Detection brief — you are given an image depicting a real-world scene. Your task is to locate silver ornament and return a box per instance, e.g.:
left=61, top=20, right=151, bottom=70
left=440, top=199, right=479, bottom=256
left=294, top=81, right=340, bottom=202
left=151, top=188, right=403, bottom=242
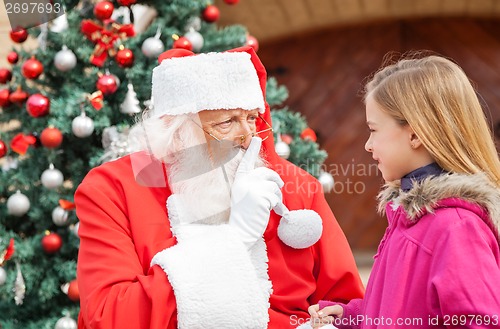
left=41, top=164, right=64, bottom=189
left=70, top=222, right=80, bottom=238
left=14, top=261, right=25, bottom=305
left=184, top=16, right=201, bottom=32
left=318, top=171, right=334, bottom=193
left=184, top=29, right=204, bottom=52
left=52, top=206, right=69, bottom=226
left=72, top=112, right=94, bottom=138
left=6, top=190, right=30, bottom=217
left=275, top=141, right=291, bottom=159
left=54, top=314, right=77, bottom=329
left=141, top=37, right=164, bottom=58
left=0, top=267, right=7, bottom=285
left=120, top=83, right=141, bottom=114
left=50, top=13, right=69, bottom=33
left=54, top=45, right=77, bottom=72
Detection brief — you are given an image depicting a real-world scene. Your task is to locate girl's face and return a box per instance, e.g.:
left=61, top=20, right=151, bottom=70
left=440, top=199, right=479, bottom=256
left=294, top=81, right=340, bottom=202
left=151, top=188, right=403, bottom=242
left=364, top=95, right=425, bottom=182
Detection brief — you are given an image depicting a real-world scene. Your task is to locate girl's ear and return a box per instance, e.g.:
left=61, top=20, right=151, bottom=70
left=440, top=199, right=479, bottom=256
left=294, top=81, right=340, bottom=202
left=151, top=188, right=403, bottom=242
left=406, top=126, right=423, bottom=149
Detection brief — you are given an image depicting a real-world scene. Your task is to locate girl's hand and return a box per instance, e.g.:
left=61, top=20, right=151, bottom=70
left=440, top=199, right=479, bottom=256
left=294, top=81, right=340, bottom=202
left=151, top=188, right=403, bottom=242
left=308, top=304, right=344, bottom=328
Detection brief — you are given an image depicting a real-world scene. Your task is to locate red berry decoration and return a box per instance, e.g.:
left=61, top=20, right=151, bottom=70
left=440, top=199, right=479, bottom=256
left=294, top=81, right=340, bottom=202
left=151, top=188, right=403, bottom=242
left=26, top=94, right=50, bottom=117
left=117, top=0, right=136, bottom=6
left=202, top=5, right=220, bottom=23
left=300, top=127, right=317, bottom=142
left=10, top=28, right=28, bottom=43
left=67, top=279, right=80, bottom=302
left=0, top=89, right=10, bottom=107
left=9, top=86, right=29, bottom=104
left=96, top=73, right=119, bottom=95
left=7, top=51, right=19, bottom=64
left=224, top=0, right=239, bottom=4
left=41, top=232, right=63, bottom=254
left=173, top=37, right=192, bottom=51
left=94, top=1, right=115, bottom=21
left=0, top=140, right=7, bottom=158
left=41, top=127, right=63, bottom=148
left=246, top=35, right=259, bottom=52
left=0, top=69, right=12, bottom=84
left=116, top=48, right=134, bottom=68
left=22, top=57, right=44, bottom=79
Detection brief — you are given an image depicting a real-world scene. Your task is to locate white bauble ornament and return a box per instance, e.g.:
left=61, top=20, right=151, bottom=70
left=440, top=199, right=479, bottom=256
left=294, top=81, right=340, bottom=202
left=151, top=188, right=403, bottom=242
left=318, top=171, right=334, bottom=193
left=6, top=190, right=30, bottom=217
left=141, top=37, right=164, bottom=58
left=54, top=314, right=77, bottom=329
left=54, top=46, right=77, bottom=72
left=0, top=267, right=7, bottom=285
left=41, top=164, right=64, bottom=189
left=72, top=112, right=94, bottom=138
left=52, top=206, right=69, bottom=226
left=184, top=29, right=204, bottom=52
left=275, top=140, right=290, bottom=159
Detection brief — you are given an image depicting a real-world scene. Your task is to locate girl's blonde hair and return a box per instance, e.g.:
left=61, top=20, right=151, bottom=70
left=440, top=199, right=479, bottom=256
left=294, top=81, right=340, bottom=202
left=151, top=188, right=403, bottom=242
left=365, top=53, right=500, bottom=187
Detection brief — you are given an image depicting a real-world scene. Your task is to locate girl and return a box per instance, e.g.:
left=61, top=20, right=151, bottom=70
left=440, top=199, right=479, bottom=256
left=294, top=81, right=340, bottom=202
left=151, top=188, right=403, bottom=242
left=309, top=54, right=500, bottom=328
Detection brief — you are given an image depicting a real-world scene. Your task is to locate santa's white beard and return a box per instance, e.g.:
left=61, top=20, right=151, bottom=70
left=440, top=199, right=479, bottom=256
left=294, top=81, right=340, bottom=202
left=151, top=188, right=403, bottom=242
left=128, top=113, right=266, bottom=225
left=168, top=146, right=266, bottom=225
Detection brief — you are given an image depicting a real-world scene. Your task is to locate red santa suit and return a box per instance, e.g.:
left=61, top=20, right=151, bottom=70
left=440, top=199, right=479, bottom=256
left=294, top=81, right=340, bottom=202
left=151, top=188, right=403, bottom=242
left=75, top=46, right=364, bottom=329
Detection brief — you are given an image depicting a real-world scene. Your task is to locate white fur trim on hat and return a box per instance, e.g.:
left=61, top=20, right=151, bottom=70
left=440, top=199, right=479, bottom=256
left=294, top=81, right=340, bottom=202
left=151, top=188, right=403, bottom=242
left=152, top=52, right=265, bottom=117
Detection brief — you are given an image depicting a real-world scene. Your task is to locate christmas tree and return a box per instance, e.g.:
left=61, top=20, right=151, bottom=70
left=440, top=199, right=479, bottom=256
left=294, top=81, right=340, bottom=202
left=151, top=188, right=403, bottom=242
left=0, top=0, right=328, bottom=327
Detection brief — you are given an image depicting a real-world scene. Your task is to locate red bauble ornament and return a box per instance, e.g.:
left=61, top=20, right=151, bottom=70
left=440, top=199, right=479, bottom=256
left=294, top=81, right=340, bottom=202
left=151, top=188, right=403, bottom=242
left=224, top=0, right=239, bottom=4
left=116, top=48, right=134, bottom=67
left=41, top=127, right=63, bottom=148
left=117, top=0, right=136, bottom=6
left=0, top=69, right=12, bottom=84
left=9, top=87, right=29, bottom=104
left=0, top=89, right=10, bottom=107
left=300, top=127, right=317, bottom=142
left=41, top=232, right=63, bottom=254
left=96, top=73, right=119, bottom=95
left=22, top=57, right=44, bottom=79
left=202, top=5, right=220, bottom=23
left=246, top=35, right=259, bottom=52
left=173, top=37, right=192, bottom=51
left=67, top=279, right=80, bottom=302
left=7, top=51, right=19, bottom=64
left=10, top=28, right=28, bottom=43
left=0, top=140, right=7, bottom=158
left=26, top=94, right=50, bottom=117
left=94, top=1, right=115, bottom=20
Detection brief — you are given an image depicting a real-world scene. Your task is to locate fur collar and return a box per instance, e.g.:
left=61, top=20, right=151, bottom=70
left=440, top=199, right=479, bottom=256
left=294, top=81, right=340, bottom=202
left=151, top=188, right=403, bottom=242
left=377, top=173, right=500, bottom=235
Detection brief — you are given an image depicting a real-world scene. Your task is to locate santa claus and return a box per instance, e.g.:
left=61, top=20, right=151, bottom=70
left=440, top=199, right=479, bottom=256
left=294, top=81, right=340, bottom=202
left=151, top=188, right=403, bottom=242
left=75, top=46, right=364, bottom=329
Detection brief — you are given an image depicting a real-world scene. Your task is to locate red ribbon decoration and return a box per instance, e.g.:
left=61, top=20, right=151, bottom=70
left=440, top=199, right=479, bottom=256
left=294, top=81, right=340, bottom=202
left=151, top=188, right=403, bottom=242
left=87, top=91, right=104, bottom=110
left=59, top=199, right=76, bottom=211
left=80, top=19, right=135, bottom=67
left=10, top=133, right=37, bottom=155
left=0, top=238, right=15, bottom=266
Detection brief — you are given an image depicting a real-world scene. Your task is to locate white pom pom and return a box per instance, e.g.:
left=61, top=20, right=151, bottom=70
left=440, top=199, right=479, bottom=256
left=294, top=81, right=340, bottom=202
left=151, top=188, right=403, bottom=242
left=277, top=209, right=322, bottom=249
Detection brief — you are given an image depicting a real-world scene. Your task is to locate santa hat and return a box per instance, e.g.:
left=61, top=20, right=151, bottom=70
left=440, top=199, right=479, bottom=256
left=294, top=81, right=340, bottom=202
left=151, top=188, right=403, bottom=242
left=151, top=49, right=266, bottom=117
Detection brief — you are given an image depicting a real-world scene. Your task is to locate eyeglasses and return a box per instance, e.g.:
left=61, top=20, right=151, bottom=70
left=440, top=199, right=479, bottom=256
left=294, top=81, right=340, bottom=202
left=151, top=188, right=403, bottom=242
left=195, top=114, right=273, bottom=149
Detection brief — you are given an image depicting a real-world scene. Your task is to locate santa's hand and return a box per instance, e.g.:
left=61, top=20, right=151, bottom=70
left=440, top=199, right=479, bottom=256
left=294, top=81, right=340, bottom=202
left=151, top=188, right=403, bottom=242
left=229, top=137, right=284, bottom=248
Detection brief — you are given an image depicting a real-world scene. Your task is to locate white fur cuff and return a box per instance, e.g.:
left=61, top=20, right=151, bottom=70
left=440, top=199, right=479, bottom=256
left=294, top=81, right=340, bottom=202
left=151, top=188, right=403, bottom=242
left=151, top=224, right=270, bottom=329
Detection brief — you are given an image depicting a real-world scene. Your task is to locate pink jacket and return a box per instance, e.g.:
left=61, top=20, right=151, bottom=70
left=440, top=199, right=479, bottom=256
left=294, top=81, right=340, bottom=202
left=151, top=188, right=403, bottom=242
left=321, top=173, right=500, bottom=329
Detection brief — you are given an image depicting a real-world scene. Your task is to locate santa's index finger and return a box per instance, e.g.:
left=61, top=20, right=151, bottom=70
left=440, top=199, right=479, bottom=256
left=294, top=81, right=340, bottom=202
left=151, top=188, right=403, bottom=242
left=237, top=137, right=262, bottom=173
